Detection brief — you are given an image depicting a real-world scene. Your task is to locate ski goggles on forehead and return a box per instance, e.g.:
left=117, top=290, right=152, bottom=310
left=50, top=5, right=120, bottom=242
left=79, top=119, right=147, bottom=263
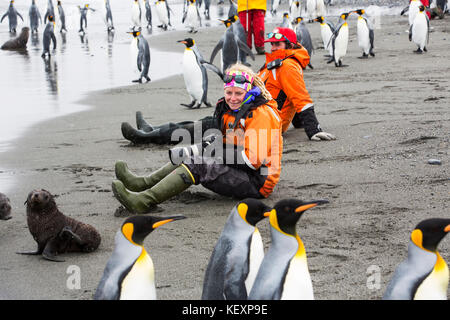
left=266, top=32, right=291, bottom=43
left=223, top=71, right=253, bottom=91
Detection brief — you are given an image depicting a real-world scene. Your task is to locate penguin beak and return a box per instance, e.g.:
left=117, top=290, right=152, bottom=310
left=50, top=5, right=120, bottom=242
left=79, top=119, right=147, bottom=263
left=152, top=216, right=186, bottom=229
left=445, top=225, right=450, bottom=233
left=263, top=210, right=272, bottom=217
left=177, top=40, right=187, bottom=44
left=295, top=200, right=329, bottom=213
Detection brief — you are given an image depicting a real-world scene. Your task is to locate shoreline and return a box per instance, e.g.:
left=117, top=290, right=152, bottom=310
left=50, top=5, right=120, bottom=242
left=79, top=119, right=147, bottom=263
left=0, top=15, right=449, bottom=300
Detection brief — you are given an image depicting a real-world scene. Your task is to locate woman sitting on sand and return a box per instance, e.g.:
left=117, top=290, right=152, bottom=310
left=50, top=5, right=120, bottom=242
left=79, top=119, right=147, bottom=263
left=112, top=63, right=283, bottom=214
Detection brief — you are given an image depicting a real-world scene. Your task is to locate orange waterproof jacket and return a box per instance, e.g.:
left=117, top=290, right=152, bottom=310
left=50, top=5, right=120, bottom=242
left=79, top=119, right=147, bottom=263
left=220, top=98, right=283, bottom=198
left=237, top=0, right=267, bottom=12
left=258, top=47, right=314, bottom=133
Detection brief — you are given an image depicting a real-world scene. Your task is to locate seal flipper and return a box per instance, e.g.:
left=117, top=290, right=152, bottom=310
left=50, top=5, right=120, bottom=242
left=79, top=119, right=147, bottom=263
left=42, top=238, right=65, bottom=262
left=17, top=243, right=45, bottom=255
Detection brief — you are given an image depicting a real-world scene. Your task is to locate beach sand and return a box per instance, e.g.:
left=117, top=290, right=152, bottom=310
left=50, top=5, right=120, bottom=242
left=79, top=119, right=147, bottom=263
left=0, top=15, right=449, bottom=300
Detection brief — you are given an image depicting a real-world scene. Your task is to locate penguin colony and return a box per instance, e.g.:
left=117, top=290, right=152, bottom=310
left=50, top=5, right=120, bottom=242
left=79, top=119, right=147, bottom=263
left=1, top=1, right=449, bottom=301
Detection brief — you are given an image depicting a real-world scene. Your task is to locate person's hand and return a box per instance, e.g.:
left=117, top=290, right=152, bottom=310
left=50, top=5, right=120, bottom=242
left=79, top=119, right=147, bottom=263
left=311, top=131, right=336, bottom=141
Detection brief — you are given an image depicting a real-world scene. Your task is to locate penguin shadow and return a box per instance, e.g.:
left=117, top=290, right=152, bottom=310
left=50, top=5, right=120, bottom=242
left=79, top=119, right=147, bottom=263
left=145, top=26, right=153, bottom=35
left=31, top=33, right=39, bottom=47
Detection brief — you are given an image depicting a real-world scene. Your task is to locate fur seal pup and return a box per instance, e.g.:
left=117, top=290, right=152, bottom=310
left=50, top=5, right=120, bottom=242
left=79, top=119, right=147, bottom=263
left=0, top=193, right=12, bottom=220
left=1, top=27, right=29, bottom=50
left=17, top=189, right=101, bottom=262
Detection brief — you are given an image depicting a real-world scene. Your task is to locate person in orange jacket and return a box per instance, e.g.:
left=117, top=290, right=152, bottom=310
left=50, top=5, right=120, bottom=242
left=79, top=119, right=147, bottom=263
left=112, top=63, right=283, bottom=213
left=258, top=27, right=336, bottom=141
left=237, top=0, right=266, bottom=54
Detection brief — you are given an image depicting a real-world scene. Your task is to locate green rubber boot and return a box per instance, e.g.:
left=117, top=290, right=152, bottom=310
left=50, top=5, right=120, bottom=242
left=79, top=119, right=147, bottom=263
left=112, top=165, right=195, bottom=214
left=115, top=161, right=178, bottom=192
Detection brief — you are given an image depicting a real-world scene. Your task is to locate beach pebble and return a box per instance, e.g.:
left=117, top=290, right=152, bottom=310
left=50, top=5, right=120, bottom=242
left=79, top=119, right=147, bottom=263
left=427, top=159, right=442, bottom=165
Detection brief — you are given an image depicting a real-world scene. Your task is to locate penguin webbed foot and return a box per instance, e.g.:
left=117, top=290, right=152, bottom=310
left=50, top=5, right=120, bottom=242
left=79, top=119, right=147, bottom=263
left=180, top=101, right=196, bottom=109
left=132, top=78, right=143, bottom=83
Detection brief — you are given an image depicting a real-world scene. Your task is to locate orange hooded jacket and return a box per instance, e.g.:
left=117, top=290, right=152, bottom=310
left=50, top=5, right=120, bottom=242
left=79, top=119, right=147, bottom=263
left=220, top=98, right=283, bottom=198
left=258, top=47, right=314, bottom=133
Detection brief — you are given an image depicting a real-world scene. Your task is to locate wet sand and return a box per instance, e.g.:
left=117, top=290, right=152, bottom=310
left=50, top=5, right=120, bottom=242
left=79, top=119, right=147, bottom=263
left=0, top=15, right=449, bottom=300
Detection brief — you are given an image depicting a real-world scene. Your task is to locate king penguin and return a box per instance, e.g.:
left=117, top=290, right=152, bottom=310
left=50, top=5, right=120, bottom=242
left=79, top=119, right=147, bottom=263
left=1, top=0, right=24, bottom=33
left=409, top=5, right=429, bottom=53
left=144, top=0, right=152, bottom=29
left=178, top=38, right=222, bottom=109
left=132, top=0, right=142, bottom=28
left=94, top=215, right=186, bottom=300
left=316, top=0, right=326, bottom=18
left=129, top=28, right=151, bottom=83
left=401, top=0, right=422, bottom=27
left=155, top=0, right=170, bottom=31
left=44, top=0, right=55, bottom=24
left=41, top=14, right=56, bottom=59
left=292, top=17, right=314, bottom=69
left=29, top=0, right=42, bottom=34
left=105, top=0, right=115, bottom=32
left=306, top=0, right=317, bottom=22
left=383, top=218, right=450, bottom=300
left=353, top=9, right=375, bottom=58
left=248, top=199, right=329, bottom=300
left=281, top=13, right=293, bottom=30
left=57, top=1, right=67, bottom=33
left=202, top=199, right=271, bottom=300
left=328, top=12, right=350, bottom=67
left=210, top=17, right=254, bottom=74
left=289, top=1, right=301, bottom=19
left=313, top=16, right=335, bottom=57
left=182, top=0, right=202, bottom=33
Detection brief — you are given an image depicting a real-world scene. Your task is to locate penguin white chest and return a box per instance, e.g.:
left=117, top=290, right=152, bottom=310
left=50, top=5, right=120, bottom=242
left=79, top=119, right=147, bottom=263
left=412, top=13, right=428, bottom=49
left=357, top=18, right=370, bottom=53
left=409, top=2, right=420, bottom=26
left=306, top=0, right=316, bottom=17
left=334, top=24, right=349, bottom=62
left=320, top=24, right=333, bottom=52
left=132, top=3, right=141, bottom=26
left=120, top=250, right=156, bottom=300
left=186, top=5, right=199, bottom=28
left=245, top=229, right=265, bottom=294
left=130, top=38, right=139, bottom=74
left=414, top=255, right=449, bottom=300
left=316, top=0, right=326, bottom=17
left=182, top=50, right=203, bottom=101
left=280, top=254, right=314, bottom=300
left=156, top=3, right=168, bottom=25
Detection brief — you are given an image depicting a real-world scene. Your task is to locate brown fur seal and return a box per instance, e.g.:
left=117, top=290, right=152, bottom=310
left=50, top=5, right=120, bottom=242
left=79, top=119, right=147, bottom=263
left=17, top=189, right=101, bottom=262
left=1, top=27, right=29, bottom=50
left=0, top=193, right=12, bottom=220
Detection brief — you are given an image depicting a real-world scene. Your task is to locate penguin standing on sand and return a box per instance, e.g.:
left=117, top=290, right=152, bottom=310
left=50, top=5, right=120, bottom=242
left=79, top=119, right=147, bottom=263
left=316, top=0, right=326, bottom=17
left=129, top=28, right=151, bottom=83
left=44, top=0, right=55, bottom=24
left=57, top=1, right=67, bottom=33
left=155, top=0, right=171, bottom=31
left=41, top=15, right=57, bottom=59
left=410, top=5, right=429, bottom=53
left=144, top=0, right=152, bottom=29
left=132, top=0, right=142, bottom=28
left=248, top=199, right=329, bottom=300
left=306, top=0, right=316, bottom=22
left=203, top=0, right=211, bottom=20
left=313, top=16, right=335, bottom=57
left=94, top=215, right=186, bottom=300
left=228, top=15, right=251, bottom=67
left=401, top=0, right=422, bottom=26
left=353, top=9, right=375, bottom=58
left=182, top=0, right=202, bottom=33
left=383, top=218, right=450, bottom=300
left=1, top=0, right=24, bottom=33
left=292, top=17, right=314, bottom=69
left=202, top=199, right=271, bottom=300
left=328, top=12, right=350, bottom=67
left=29, top=0, right=42, bottom=34
left=178, top=38, right=223, bottom=109
left=281, top=13, right=293, bottom=30
left=289, top=1, right=301, bottom=19
left=210, top=17, right=255, bottom=73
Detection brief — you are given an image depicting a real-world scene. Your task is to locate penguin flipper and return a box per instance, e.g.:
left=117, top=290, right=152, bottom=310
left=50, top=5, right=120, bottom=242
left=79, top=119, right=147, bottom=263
left=236, top=39, right=255, bottom=61
left=408, top=24, right=413, bottom=42
left=1, top=13, right=7, bottom=23
left=17, top=11, right=24, bottom=22
left=223, top=267, right=248, bottom=300
left=202, top=62, right=224, bottom=80
left=210, top=39, right=223, bottom=64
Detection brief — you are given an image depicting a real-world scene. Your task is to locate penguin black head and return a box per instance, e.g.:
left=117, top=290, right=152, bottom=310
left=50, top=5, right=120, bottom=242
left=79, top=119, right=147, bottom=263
left=314, top=16, right=324, bottom=23
left=293, top=16, right=303, bottom=24
left=411, top=218, right=450, bottom=252
left=340, top=12, right=351, bottom=20
left=353, top=9, right=365, bottom=15
left=48, top=15, right=54, bottom=22
left=229, top=15, right=238, bottom=23
left=236, top=198, right=271, bottom=227
left=177, top=38, right=194, bottom=48
left=219, top=18, right=232, bottom=28
left=271, top=199, right=329, bottom=236
left=57, top=1, right=61, bottom=5
left=127, top=27, right=142, bottom=37
left=121, top=215, right=186, bottom=246
left=418, top=5, right=425, bottom=12
left=283, top=13, right=289, bottom=19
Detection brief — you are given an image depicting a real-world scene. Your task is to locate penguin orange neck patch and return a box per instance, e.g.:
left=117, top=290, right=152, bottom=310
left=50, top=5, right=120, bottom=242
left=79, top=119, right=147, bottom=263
left=122, top=222, right=139, bottom=246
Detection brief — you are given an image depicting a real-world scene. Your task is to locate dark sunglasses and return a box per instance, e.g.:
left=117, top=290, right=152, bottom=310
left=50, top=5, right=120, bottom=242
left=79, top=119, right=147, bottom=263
left=223, top=74, right=251, bottom=84
left=267, top=32, right=290, bottom=43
